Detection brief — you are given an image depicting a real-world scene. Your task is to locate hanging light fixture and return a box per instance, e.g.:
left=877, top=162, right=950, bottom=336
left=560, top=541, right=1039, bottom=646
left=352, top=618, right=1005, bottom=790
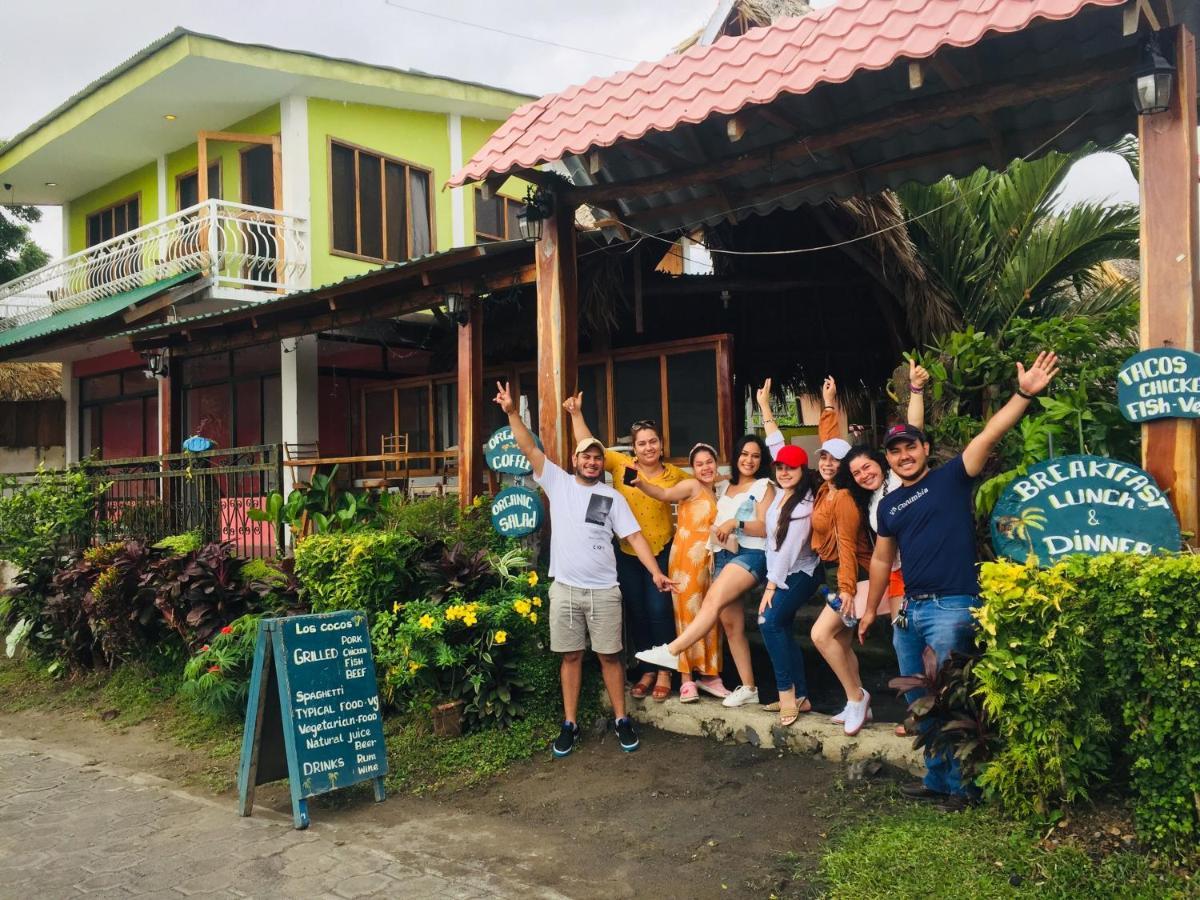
left=1134, top=32, right=1176, bottom=115
left=444, top=290, right=469, bottom=326
left=516, top=186, right=554, bottom=242
left=141, top=349, right=169, bottom=381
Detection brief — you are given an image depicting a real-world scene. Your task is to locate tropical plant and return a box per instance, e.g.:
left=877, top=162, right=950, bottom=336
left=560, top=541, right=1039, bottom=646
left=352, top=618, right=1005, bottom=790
left=897, top=141, right=1139, bottom=340
left=423, top=541, right=496, bottom=603
left=248, top=467, right=378, bottom=537
left=180, top=613, right=262, bottom=718
left=0, top=467, right=107, bottom=570
left=293, top=531, right=421, bottom=616
left=145, top=541, right=255, bottom=647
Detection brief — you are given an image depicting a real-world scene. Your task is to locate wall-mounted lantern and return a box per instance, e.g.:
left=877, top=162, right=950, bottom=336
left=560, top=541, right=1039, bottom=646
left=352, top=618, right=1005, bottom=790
left=1134, top=32, right=1175, bottom=116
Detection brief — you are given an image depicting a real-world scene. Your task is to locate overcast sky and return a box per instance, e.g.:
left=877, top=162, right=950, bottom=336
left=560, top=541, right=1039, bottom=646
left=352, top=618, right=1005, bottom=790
left=2, top=0, right=1138, bottom=258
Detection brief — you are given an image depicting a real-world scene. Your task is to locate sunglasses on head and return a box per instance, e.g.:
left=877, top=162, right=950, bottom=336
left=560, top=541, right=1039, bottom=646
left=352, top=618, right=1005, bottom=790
left=630, top=420, right=659, bottom=433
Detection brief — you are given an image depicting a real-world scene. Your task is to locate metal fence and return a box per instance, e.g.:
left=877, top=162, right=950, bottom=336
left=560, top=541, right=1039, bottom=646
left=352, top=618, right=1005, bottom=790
left=3, top=444, right=283, bottom=558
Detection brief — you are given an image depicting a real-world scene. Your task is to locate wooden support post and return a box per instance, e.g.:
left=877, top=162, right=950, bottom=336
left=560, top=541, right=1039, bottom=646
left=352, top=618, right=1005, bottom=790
left=457, top=299, right=483, bottom=508
left=1139, top=24, right=1200, bottom=542
left=535, top=198, right=579, bottom=467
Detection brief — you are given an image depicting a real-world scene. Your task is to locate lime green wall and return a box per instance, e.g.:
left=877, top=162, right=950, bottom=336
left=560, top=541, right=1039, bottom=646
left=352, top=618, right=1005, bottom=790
left=67, top=164, right=158, bottom=254
left=164, top=104, right=280, bottom=212
left=459, top=116, right=527, bottom=241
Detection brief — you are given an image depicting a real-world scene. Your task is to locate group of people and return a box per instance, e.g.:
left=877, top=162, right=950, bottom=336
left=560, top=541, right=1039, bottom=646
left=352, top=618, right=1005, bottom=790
left=492, top=349, right=1059, bottom=805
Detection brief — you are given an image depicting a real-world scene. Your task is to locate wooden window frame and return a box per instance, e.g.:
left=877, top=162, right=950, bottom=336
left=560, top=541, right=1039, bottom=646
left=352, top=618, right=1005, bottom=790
left=473, top=190, right=525, bottom=242
left=175, top=160, right=223, bottom=211
left=326, top=136, right=436, bottom=265
left=85, top=192, right=142, bottom=248
left=78, top=365, right=158, bottom=460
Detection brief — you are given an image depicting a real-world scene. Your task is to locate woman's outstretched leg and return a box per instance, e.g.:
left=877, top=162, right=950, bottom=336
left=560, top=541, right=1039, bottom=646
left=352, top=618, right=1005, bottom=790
left=667, top=566, right=756, bottom=655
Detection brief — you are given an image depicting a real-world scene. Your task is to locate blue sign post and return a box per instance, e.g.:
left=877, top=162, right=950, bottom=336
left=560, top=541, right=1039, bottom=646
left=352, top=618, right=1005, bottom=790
left=991, top=454, right=1180, bottom=565
left=490, top=486, right=544, bottom=537
left=237, top=611, right=387, bottom=829
left=1117, top=348, right=1200, bottom=422
left=484, top=426, right=542, bottom=476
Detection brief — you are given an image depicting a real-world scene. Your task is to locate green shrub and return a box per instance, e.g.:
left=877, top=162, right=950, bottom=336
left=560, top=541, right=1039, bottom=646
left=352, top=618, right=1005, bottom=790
left=294, top=531, right=420, bottom=616
left=180, top=613, right=261, bottom=719
left=0, top=467, right=106, bottom=570
left=153, top=531, right=204, bottom=556
left=977, top=554, right=1200, bottom=854
left=376, top=493, right=506, bottom=556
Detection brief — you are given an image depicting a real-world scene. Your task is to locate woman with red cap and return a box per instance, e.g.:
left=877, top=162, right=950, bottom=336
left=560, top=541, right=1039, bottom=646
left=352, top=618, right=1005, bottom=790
left=638, top=380, right=824, bottom=727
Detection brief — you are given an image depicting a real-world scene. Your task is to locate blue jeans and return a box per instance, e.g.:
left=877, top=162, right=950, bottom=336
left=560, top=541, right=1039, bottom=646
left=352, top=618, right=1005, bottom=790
left=617, top=543, right=675, bottom=676
left=892, top=593, right=979, bottom=797
left=758, top=565, right=823, bottom=694
left=713, top=548, right=767, bottom=584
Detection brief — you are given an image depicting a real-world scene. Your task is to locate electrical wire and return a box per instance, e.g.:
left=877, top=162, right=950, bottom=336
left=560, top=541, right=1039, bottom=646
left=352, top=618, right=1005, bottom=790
left=382, top=1, right=639, bottom=64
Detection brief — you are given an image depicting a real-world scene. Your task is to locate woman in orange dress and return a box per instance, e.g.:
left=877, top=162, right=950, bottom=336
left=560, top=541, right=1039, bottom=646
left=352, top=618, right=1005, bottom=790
left=633, top=444, right=722, bottom=702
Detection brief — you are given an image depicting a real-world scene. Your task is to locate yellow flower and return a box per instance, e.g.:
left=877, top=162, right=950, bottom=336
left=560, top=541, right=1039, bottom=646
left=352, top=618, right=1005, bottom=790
left=445, top=605, right=462, bottom=621
left=532, top=597, right=542, bottom=607
left=494, top=630, right=508, bottom=645
left=473, top=495, right=484, bottom=508
left=392, top=601, right=401, bottom=614
left=529, top=611, right=537, bottom=625
left=408, top=661, right=422, bottom=673
left=418, top=614, right=435, bottom=630
left=514, top=599, right=531, bottom=616
left=527, top=571, right=539, bottom=587
left=462, top=613, right=478, bottom=627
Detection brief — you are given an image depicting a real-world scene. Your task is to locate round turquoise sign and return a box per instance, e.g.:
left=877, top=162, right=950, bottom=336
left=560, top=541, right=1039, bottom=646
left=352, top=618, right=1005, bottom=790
left=490, top=487, right=543, bottom=538
left=990, top=454, right=1180, bottom=565
left=484, top=426, right=542, bottom=475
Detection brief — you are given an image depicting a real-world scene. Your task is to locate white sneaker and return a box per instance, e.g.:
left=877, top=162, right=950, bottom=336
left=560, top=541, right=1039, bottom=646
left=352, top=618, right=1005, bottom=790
left=721, top=685, right=760, bottom=708
left=843, top=689, right=871, bottom=736
left=832, top=706, right=872, bottom=726
left=635, top=644, right=678, bottom=670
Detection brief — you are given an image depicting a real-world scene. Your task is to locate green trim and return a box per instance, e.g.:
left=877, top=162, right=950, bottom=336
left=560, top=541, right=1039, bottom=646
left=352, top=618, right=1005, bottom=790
left=0, top=272, right=196, bottom=352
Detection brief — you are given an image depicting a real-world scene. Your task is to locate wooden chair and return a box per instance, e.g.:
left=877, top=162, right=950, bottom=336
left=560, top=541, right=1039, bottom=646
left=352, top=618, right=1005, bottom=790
left=361, top=433, right=409, bottom=493
left=283, top=441, right=321, bottom=490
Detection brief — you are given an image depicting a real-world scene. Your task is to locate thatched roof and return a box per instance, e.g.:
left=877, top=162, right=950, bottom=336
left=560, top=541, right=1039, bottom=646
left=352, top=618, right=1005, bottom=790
left=0, top=363, right=62, bottom=401
left=675, top=0, right=812, bottom=52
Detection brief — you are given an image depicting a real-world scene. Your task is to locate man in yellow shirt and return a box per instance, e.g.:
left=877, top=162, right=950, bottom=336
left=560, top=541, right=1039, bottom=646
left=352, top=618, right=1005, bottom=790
left=566, top=394, right=687, bottom=701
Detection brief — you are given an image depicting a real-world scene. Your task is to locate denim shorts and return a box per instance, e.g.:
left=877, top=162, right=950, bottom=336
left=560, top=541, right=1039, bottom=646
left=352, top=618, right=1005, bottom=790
left=713, top=548, right=767, bottom=584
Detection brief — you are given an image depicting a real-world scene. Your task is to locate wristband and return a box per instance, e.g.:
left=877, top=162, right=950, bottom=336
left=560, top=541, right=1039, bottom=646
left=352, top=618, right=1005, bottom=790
left=909, top=385, right=924, bottom=394
left=1015, top=387, right=1035, bottom=400
left=762, top=417, right=775, bottom=424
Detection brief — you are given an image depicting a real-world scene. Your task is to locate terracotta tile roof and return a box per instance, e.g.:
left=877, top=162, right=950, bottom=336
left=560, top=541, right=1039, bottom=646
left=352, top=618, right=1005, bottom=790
left=448, top=0, right=1125, bottom=188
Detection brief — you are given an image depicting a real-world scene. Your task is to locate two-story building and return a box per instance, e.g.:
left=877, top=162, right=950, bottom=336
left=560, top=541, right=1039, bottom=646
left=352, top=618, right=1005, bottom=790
left=0, top=28, right=532, bottom=476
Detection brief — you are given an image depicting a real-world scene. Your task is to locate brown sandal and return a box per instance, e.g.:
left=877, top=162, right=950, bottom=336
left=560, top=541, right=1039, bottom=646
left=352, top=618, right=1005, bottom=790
left=630, top=675, right=654, bottom=699
left=778, top=697, right=812, bottom=726
left=652, top=682, right=671, bottom=701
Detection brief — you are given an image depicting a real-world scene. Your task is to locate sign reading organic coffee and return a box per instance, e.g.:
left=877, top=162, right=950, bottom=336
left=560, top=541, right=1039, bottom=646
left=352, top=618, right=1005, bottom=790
left=990, top=454, right=1180, bottom=565
left=237, top=611, right=387, bottom=829
left=491, top=486, right=543, bottom=537
left=485, top=426, right=543, bottom=475
left=1117, top=348, right=1200, bottom=422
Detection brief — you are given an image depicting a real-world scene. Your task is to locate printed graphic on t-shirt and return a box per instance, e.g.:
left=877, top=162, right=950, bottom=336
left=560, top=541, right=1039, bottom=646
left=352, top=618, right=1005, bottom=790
left=585, top=494, right=613, bottom=527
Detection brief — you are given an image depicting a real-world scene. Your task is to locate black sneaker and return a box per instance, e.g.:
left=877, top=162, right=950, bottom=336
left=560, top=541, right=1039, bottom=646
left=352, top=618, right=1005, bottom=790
left=552, top=721, right=580, bottom=758
left=900, top=781, right=945, bottom=802
left=613, top=717, right=640, bottom=752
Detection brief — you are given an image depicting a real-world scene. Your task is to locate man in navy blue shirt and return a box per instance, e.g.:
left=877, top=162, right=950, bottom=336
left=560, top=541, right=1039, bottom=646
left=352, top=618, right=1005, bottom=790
left=859, top=351, right=1059, bottom=806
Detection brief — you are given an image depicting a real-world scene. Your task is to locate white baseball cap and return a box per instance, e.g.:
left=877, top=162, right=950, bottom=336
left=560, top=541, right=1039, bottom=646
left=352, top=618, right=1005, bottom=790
left=819, top=437, right=852, bottom=460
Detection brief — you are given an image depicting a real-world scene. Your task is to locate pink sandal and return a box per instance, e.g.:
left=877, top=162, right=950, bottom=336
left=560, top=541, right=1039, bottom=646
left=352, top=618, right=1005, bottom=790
left=679, top=680, right=699, bottom=703
left=696, top=675, right=730, bottom=699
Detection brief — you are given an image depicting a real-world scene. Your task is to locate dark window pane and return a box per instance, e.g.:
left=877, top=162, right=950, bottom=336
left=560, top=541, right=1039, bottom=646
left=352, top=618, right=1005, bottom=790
left=234, top=380, right=263, bottom=447
left=505, top=199, right=523, bottom=240
left=613, top=357, right=662, bottom=445
left=241, top=146, right=273, bottom=208
left=409, top=170, right=431, bottom=256
left=331, top=143, right=357, bottom=253
left=144, top=398, right=158, bottom=456
left=179, top=173, right=199, bottom=209
left=435, top=382, right=457, bottom=451
left=363, top=389, right=394, bottom=458
left=114, top=204, right=127, bottom=236
left=578, top=363, right=609, bottom=446
left=666, top=351, right=718, bottom=458
left=81, top=374, right=120, bottom=402
left=231, top=342, right=279, bottom=376
left=262, top=375, right=281, bottom=445
left=385, top=162, right=407, bottom=262
left=397, top=386, right=429, bottom=452
left=358, top=152, right=383, bottom=260
left=208, top=163, right=221, bottom=201
left=99, top=210, right=114, bottom=243
left=475, top=191, right=501, bottom=240
left=101, top=399, right=144, bottom=459
left=82, top=408, right=98, bottom=458
left=126, top=198, right=139, bottom=230
left=185, top=384, right=231, bottom=449
left=87, top=215, right=102, bottom=248
left=181, top=352, right=229, bottom=386
left=122, top=369, right=156, bottom=396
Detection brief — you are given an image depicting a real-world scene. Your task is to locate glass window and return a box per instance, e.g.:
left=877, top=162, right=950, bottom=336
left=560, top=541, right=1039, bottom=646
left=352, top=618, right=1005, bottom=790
left=101, top=400, right=145, bottom=459
left=362, top=389, right=393, bottom=457
left=329, top=140, right=432, bottom=262
left=384, top=161, right=407, bottom=263
left=143, top=399, right=159, bottom=456
left=577, top=364, right=610, bottom=446
left=234, top=380, right=263, bottom=447
left=474, top=192, right=502, bottom=240
left=409, top=170, right=431, bottom=257
left=613, top=358, right=662, bottom=445
left=177, top=163, right=221, bottom=208
left=435, top=382, right=457, bottom=450
left=231, top=342, right=279, bottom=376
left=181, top=352, right=230, bottom=386
left=81, top=374, right=120, bottom=402
left=262, top=375, right=282, bottom=446
left=121, top=369, right=156, bottom=396
left=358, top=152, right=383, bottom=260
left=331, top=143, right=357, bottom=253
left=184, top=384, right=231, bottom=448
left=667, top=351, right=718, bottom=457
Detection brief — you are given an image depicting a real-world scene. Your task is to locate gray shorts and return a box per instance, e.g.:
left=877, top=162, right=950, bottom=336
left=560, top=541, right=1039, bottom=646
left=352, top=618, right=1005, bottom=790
left=548, top=581, right=623, bottom=655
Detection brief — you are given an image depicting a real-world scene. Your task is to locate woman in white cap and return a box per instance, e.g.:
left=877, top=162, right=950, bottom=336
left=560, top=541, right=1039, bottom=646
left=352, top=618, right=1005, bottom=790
left=805, top=375, right=876, bottom=735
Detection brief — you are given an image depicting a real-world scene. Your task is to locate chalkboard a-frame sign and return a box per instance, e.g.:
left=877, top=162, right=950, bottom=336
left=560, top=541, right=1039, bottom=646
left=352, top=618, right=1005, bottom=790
left=237, top=611, right=388, bottom=829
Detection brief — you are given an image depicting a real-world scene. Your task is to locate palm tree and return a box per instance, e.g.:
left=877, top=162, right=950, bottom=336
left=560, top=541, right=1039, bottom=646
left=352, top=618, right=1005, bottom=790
left=896, top=142, right=1140, bottom=341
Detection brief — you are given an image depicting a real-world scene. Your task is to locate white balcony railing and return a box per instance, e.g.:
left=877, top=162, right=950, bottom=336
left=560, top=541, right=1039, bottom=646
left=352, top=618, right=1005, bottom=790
left=0, top=199, right=308, bottom=331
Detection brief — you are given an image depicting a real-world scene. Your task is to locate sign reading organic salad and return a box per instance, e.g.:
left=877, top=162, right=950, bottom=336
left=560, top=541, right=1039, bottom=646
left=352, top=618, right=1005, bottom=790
left=491, top=486, right=543, bottom=537
left=990, top=454, right=1180, bottom=565
left=484, top=426, right=543, bottom=475
left=1117, top=348, right=1200, bottom=423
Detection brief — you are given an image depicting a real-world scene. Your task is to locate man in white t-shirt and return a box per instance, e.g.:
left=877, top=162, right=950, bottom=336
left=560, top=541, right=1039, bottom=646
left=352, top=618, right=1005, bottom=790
left=495, top=382, right=676, bottom=757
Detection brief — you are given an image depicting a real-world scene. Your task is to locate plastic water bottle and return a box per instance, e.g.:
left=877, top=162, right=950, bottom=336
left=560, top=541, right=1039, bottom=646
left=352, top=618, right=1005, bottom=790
left=820, top=585, right=859, bottom=629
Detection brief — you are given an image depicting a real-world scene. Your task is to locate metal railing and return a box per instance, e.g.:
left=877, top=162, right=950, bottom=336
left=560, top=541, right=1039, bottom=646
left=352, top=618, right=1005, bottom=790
left=0, top=200, right=309, bottom=331
left=3, top=444, right=284, bottom=558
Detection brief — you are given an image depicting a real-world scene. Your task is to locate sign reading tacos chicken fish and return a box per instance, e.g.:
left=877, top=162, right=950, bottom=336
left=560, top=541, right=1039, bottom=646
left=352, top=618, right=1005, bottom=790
left=990, top=454, right=1180, bottom=565
left=1117, top=348, right=1200, bottom=422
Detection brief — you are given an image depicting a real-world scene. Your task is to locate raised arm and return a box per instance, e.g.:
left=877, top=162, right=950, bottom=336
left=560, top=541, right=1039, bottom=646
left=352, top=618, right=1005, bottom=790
left=820, top=376, right=840, bottom=443
left=906, top=359, right=929, bottom=431
left=856, top=535, right=898, bottom=645
left=563, top=390, right=594, bottom=447
left=755, top=379, right=781, bottom=442
left=494, top=381, right=546, bottom=477
left=634, top=474, right=698, bottom=504
left=961, top=352, right=1059, bottom=477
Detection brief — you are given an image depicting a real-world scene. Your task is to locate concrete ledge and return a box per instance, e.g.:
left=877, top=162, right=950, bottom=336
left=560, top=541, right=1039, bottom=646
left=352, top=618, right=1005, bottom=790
left=617, top=690, right=925, bottom=775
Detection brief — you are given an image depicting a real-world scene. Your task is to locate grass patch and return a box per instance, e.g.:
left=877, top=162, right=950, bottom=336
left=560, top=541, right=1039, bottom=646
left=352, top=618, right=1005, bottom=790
left=383, top=713, right=558, bottom=795
left=814, top=797, right=1191, bottom=899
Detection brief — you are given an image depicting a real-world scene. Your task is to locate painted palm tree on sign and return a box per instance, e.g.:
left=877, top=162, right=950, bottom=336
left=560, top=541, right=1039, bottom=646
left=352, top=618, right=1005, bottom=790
left=897, top=141, right=1140, bottom=342
left=996, top=506, right=1048, bottom=560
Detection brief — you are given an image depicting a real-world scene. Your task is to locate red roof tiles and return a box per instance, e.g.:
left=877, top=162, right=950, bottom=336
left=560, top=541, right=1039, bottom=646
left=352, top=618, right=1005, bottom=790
left=448, top=0, right=1125, bottom=188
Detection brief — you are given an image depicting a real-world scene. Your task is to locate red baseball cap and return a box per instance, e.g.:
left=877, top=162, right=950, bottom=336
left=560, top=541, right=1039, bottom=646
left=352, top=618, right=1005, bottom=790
left=774, top=444, right=808, bottom=468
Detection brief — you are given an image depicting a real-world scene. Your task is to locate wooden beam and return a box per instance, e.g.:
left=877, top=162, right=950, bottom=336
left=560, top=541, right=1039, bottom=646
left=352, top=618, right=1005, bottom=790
left=1140, top=24, right=1199, bottom=543
left=457, top=299, right=484, bottom=508
left=929, top=54, right=1008, bottom=166
left=535, top=199, right=579, bottom=467
left=200, top=130, right=277, bottom=146
left=568, top=50, right=1135, bottom=206
left=121, top=277, right=211, bottom=324
left=642, top=276, right=869, bottom=295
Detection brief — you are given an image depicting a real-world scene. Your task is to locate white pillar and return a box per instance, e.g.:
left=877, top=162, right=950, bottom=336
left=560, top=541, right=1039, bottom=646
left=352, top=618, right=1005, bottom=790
left=156, top=155, right=168, bottom=220
left=280, top=94, right=313, bottom=284
left=280, top=336, right=319, bottom=492
left=448, top=113, right=466, bottom=247
left=61, top=201, right=71, bottom=256
left=62, top=360, right=79, bottom=464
